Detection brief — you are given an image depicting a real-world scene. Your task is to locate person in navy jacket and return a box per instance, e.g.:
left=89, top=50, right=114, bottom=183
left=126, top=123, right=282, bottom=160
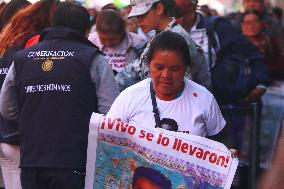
left=0, top=2, right=119, bottom=189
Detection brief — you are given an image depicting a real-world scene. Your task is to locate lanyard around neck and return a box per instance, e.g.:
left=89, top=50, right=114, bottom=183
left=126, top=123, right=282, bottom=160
left=150, top=82, right=161, bottom=128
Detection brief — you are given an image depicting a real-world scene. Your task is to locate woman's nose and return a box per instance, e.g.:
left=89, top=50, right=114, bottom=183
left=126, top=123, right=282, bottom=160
left=161, top=69, right=171, bottom=78
left=136, top=15, right=144, bottom=25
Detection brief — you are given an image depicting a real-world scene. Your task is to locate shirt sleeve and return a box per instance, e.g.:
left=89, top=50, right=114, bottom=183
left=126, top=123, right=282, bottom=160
left=90, top=54, right=120, bottom=114
left=205, top=94, right=226, bottom=136
left=0, top=62, right=19, bottom=120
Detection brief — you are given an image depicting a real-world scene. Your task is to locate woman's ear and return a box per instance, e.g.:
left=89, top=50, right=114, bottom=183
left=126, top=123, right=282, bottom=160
left=155, top=2, right=165, bottom=16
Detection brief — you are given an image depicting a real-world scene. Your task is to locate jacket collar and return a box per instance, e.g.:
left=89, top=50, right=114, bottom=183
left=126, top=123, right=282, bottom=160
left=164, top=17, right=178, bottom=31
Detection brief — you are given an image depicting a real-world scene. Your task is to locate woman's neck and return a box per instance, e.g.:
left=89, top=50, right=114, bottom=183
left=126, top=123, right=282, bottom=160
left=154, top=82, right=185, bottom=101
left=181, top=12, right=197, bottom=31
left=156, top=17, right=173, bottom=32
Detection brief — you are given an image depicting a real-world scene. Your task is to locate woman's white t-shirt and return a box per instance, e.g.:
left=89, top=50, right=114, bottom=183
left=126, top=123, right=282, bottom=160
left=107, top=78, right=225, bottom=137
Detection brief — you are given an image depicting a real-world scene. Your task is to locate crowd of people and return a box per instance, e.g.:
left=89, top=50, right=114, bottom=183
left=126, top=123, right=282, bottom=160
left=0, top=0, right=282, bottom=188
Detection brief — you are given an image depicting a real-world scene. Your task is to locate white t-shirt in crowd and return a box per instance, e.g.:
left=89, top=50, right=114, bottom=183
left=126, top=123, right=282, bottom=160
left=92, top=35, right=129, bottom=73
left=88, top=32, right=146, bottom=73
left=107, top=78, right=225, bottom=137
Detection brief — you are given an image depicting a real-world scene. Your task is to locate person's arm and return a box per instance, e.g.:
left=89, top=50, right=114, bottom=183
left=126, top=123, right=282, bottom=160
left=258, top=130, right=284, bottom=189
left=207, top=127, right=227, bottom=143
left=241, top=87, right=266, bottom=103
left=0, top=62, right=19, bottom=120
left=205, top=94, right=226, bottom=138
left=115, top=59, right=148, bottom=91
left=205, top=94, right=238, bottom=156
left=90, top=54, right=120, bottom=114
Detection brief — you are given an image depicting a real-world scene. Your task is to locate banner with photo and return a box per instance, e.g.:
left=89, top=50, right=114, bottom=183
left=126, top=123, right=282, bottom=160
left=85, top=113, right=238, bottom=189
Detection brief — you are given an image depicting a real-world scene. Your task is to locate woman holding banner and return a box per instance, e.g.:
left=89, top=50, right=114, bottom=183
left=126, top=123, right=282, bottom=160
left=107, top=30, right=228, bottom=143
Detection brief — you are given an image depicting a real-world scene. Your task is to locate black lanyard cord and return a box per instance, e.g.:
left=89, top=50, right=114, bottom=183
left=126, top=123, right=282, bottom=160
left=150, top=82, right=161, bottom=128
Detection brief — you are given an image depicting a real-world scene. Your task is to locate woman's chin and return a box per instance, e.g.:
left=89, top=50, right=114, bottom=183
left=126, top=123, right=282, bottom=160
left=140, top=27, right=151, bottom=34
left=156, top=89, right=178, bottom=100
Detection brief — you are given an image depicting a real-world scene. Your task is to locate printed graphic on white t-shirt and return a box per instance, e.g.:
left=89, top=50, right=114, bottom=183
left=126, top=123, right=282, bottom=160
left=159, top=118, right=179, bottom=131
left=102, top=49, right=126, bottom=73
left=88, top=32, right=129, bottom=73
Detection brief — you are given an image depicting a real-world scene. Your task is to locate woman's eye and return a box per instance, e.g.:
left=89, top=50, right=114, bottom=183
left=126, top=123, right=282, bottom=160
left=171, top=67, right=179, bottom=71
left=155, top=66, right=163, bottom=70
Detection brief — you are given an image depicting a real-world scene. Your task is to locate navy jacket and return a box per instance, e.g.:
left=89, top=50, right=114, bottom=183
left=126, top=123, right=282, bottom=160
left=14, top=26, right=100, bottom=169
left=197, top=13, right=271, bottom=89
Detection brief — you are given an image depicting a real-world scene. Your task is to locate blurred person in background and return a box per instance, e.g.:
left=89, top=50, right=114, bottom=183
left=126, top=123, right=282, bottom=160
left=101, top=3, right=120, bottom=12
left=240, top=0, right=284, bottom=50
left=85, top=4, right=97, bottom=33
left=271, top=7, right=283, bottom=26
left=174, top=0, right=271, bottom=104
left=87, top=3, right=121, bottom=35
left=0, top=0, right=58, bottom=188
left=120, top=5, right=137, bottom=33
left=210, top=9, right=218, bottom=16
left=199, top=5, right=211, bottom=17
left=116, top=0, right=211, bottom=92
left=120, top=4, right=149, bottom=40
left=241, top=9, right=284, bottom=81
left=88, top=9, right=147, bottom=75
left=0, top=0, right=30, bottom=31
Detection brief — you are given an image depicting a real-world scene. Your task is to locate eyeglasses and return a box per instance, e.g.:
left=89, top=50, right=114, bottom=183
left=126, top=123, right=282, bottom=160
left=242, top=20, right=261, bottom=25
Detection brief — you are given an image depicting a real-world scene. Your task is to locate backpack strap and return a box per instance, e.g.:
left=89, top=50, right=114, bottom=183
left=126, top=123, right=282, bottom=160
left=205, top=16, right=224, bottom=68
left=205, top=16, right=220, bottom=49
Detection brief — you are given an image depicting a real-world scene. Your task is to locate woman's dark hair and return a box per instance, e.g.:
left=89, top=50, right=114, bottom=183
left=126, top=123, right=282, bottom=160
left=143, top=30, right=192, bottom=68
left=96, top=9, right=126, bottom=35
left=272, top=7, right=283, bottom=22
left=0, top=0, right=58, bottom=55
left=200, top=5, right=212, bottom=17
left=241, top=9, right=262, bottom=22
left=0, top=0, right=30, bottom=30
left=173, top=0, right=198, bottom=18
left=151, top=0, right=176, bottom=17
left=101, top=3, right=120, bottom=12
left=132, top=166, right=172, bottom=189
left=52, top=2, right=90, bottom=35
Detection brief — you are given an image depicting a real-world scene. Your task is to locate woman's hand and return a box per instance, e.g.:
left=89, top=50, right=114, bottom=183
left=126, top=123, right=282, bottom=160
left=241, top=87, right=266, bottom=103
